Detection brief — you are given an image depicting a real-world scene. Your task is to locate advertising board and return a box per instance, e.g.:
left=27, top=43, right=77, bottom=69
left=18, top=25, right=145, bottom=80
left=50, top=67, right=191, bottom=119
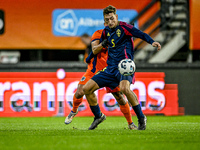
left=0, top=71, right=182, bottom=117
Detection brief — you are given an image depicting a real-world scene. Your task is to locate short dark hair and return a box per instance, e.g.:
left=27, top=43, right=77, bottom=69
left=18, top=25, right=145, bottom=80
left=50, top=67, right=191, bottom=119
left=81, top=33, right=90, bottom=38
left=103, top=5, right=116, bottom=16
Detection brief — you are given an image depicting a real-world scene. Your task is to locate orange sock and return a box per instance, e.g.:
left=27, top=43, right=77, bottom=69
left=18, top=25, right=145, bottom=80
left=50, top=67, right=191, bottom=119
left=119, top=102, right=133, bottom=125
left=72, top=95, right=83, bottom=113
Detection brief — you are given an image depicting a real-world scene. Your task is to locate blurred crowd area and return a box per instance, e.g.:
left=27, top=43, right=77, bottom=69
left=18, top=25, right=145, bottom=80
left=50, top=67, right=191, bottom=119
left=0, top=0, right=200, bottom=65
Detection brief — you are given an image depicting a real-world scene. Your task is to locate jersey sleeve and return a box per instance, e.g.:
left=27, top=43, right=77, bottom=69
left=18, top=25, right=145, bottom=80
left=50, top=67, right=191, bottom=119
left=122, top=22, right=155, bottom=44
left=91, top=30, right=102, bottom=42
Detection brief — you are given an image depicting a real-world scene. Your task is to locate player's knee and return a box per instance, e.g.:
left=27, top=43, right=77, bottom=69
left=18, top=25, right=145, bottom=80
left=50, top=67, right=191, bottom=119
left=120, top=86, right=131, bottom=96
left=83, top=80, right=99, bottom=95
left=83, top=85, right=90, bottom=95
left=75, top=90, right=84, bottom=98
left=112, top=92, right=126, bottom=105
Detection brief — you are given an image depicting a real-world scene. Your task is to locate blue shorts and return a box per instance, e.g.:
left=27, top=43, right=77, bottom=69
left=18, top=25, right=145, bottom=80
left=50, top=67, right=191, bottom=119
left=91, top=67, right=134, bottom=90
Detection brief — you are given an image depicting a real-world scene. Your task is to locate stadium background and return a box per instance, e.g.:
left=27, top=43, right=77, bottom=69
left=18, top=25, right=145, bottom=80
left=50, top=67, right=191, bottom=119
left=0, top=0, right=200, bottom=116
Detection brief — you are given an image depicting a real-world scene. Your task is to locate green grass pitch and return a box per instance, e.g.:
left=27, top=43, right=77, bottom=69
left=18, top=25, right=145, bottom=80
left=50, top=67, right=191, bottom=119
left=0, top=116, right=200, bottom=150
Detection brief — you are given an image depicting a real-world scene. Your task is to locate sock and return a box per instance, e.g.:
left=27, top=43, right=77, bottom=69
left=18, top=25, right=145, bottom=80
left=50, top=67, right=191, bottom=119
left=72, top=95, right=83, bottom=113
left=132, top=104, right=145, bottom=119
left=90, top=104, right=101, bottom=119
left=119, top=102, right=133, bottom=125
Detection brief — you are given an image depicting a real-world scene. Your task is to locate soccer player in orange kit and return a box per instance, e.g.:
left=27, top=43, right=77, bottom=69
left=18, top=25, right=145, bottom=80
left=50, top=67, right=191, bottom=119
left=65, top=28, right=137, bottom=130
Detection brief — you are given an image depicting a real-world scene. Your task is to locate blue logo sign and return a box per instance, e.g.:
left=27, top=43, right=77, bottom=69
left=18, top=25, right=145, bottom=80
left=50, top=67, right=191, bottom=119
left=52, top=9, right=138, bottom=36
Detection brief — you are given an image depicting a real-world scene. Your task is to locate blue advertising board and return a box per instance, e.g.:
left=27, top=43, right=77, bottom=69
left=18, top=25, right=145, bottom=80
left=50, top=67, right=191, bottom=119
left=52, top=9, right=138, bottom=36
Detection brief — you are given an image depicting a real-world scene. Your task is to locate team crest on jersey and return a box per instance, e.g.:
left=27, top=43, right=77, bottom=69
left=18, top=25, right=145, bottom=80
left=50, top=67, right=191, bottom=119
left=81, top=76, right=86, bottom=81
left=107, top=32, right=110, bottom=36
left=116, top=29, right=121, bottom=37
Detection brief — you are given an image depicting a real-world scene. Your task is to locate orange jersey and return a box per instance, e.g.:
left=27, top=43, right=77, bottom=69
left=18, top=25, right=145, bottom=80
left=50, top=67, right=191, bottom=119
left=87, top=29, right=108, bottom=73
left=79, top=29, right=108, bottom=85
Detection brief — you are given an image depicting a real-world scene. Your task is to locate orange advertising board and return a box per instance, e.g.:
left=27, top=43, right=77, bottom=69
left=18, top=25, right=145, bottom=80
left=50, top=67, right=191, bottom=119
left=189, top=0, right=200, bottom=50
left=0, top=0, right=156, bottom=49
left=0, top=71, right=182, bottom=117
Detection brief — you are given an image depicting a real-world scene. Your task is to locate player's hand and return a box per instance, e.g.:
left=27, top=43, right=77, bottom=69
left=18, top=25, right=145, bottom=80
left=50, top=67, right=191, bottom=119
left=152, top=42, right=161, bottom=51
left=102, top=39, right=109, bottom=48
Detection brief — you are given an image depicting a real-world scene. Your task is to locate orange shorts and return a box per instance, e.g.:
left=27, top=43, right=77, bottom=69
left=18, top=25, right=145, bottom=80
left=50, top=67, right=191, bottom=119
left=78, top=69, right=95, bottom=85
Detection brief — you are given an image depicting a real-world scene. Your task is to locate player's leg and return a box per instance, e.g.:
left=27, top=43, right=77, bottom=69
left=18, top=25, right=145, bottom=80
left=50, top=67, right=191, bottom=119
left=83, top=79, right=99, bottom=106
left=65, top=71, right=94, bottom=125
left=83, top=79, right=106, bottom=130
left=119, top=80, right=147, bottom=130
left=65, top=84, right=84, bottom=124
left=111, top=91, right=137, bottom=130
left=72, top=84, right=84, bottom=112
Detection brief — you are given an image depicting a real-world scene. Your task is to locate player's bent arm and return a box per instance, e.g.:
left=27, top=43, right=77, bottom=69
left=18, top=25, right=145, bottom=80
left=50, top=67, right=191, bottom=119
left=92, top=39, right=108, bottom=55
left=91, top=40, right=103, bottom=55
left=85, top=40, right=103, bottom=63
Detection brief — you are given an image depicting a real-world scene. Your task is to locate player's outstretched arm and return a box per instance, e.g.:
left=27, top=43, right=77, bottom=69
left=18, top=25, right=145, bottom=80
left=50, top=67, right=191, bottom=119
left=152, top=42, right=161, bottom=51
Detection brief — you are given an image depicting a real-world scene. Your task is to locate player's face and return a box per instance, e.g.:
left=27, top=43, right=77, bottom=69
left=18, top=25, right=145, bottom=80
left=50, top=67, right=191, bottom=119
left=104, top=13, right=118, bottom=29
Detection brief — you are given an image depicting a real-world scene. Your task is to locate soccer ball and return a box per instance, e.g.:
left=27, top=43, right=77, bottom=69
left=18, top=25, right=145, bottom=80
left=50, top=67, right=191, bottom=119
left=118, top=59, right=136, bottom=76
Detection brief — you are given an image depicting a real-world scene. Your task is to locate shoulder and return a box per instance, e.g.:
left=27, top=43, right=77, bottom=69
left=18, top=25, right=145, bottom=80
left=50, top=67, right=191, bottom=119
left=92, top=29, right=103, bottom=36
left=95, top=29, right=104, bottom=34
left=91, top=29, right=104, bottom=41
left=119, top=21, right=134, bottom=29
